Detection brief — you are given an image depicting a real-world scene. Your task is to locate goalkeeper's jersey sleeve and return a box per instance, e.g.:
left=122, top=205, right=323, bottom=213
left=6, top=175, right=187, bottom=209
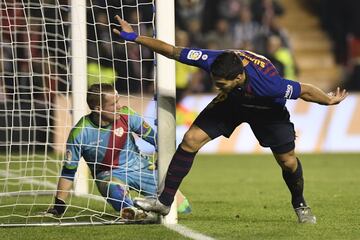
left=61, top=107, right=157, bottom=180
left=178, top=48, right=301, bottom=106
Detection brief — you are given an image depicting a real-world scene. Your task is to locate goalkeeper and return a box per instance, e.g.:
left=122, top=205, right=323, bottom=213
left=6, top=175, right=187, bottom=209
left=48, top=83, right=191, bottom=220
left=113, top=16, right=348, bottom=224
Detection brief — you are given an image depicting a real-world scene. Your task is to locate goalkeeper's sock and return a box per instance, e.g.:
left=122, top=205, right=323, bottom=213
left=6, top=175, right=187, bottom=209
left=108, top=182, right=133, bottom=212
left=282, top=158, right=307, bottom=209
left=159, top=147, right=197, bottom=206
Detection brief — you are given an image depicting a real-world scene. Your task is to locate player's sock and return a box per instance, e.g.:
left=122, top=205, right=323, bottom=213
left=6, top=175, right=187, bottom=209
left=282, top=158, right=306, bottom=209
left=107, top=182, right=133, bottom=211
left=159, top=147, right=197, bottom=206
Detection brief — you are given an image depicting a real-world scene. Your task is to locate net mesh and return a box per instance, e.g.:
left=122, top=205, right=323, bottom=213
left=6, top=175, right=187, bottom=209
left=0, top=0, right=157, bottom=226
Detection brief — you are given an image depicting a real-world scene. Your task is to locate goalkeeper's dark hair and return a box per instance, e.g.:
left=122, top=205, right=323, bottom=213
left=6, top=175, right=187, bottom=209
left=87, top=83, right=115, bottom=110
left=210, top=51, right=244, bottom=80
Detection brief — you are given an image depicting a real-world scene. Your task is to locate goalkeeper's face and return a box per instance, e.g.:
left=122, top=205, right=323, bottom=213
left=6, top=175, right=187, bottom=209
left=100, top=91, right=121, bottom=122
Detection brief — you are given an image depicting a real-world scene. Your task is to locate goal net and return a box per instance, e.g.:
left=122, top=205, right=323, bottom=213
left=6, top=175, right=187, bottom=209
left=0, top=0, right=175, bottom=226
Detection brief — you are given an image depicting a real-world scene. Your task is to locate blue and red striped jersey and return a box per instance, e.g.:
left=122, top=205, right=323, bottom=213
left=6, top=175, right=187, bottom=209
left=61, top=106, right=156, bottom=180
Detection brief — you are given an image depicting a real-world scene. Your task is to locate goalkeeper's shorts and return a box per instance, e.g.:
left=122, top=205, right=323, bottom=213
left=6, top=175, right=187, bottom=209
left=96, top=163, right=158, bottom=198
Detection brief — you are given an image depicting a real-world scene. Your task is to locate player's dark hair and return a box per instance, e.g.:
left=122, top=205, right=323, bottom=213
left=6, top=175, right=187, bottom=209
left=87, top=83, right=115, bottom=110
left=210, top=51, right=243, bottom=80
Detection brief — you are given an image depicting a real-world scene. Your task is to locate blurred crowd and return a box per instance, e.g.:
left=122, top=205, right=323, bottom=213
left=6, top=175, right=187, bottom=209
left=0, top=0, right=70, bottom=107
left=1, top=0, right=297, bottom=103
left=1, top=0, right=359, bottom=108
left=301, top=0, right=360, bottom=90
left=1, top=0, right=359, bottom=148
left=0, top=0, right=72, bottom=148
left=174, top=0, right=298, bottom=100
left=0, top=0, right=155, bottom=105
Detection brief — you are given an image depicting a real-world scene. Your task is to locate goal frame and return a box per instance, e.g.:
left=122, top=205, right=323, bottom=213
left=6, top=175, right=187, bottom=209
left=0, top=0, right=177, bottom=226
left=71, top=0, right=178, bottom=225
left=65, top=0, right=178, bottom=225
left=154, top=0, right=177, bottom=224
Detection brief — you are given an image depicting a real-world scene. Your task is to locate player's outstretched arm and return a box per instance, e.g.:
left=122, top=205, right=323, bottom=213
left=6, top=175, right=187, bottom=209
left=113, top=15, right=182, bottom=60
left=299, top=83, right=348, bottom=105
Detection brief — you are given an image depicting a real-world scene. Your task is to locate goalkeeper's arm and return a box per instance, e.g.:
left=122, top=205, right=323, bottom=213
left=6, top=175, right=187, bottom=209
left=113, top=15, right=183, bottom=61
left=47, top=177, right=74, bottom=216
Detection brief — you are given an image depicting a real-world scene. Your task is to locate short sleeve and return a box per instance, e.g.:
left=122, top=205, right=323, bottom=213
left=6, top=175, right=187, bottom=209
left=249, top=74, right=301, bottom=100
left=121, top=106, right=157, bottom=146
left=120, top=106, right=142, bottom=131
left=179, top=48, right=224, bottom=72
left=128, top=111, right=157, bottom=146
left=281, top=79, right=301, bottom=99
left=61, top=129, right=82, bottom=180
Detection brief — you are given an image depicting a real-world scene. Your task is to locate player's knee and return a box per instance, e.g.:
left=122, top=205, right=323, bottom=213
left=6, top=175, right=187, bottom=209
left=99, top=181, right=133, bottom=211
left=274, top=151, right=297, bottom=172
left=107, top=183, right=133, bottom=211
left=181, top=126, right=211, bottom=152
left=96, top=172, right=133, bottom=211
left=282, top=157, right=297, bottom=172
left=281, top=154, right=297, bottom=172
left=181, top=131, right=202, bottom=152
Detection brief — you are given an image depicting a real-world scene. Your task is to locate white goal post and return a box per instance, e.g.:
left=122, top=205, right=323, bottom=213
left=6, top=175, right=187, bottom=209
left=155, top=0, right=177, bottom=225
left=0, top=0, right=176, bottom=226
left=71, top=0, right=89, bottom=197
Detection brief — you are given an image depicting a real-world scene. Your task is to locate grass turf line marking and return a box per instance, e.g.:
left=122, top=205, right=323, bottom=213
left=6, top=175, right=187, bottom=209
left=0, top=169, right=57, bottom=187
left=0, top=170, right=216, bottom=236
left=165, top=224, right=216, bottom=240
left=0, top=170, right=105, bottom=201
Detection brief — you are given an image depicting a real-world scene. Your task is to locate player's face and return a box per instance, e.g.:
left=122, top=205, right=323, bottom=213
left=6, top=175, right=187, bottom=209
left=100, top=91, right=121, bottom=122
left=212, top=73, right=244, bottom=92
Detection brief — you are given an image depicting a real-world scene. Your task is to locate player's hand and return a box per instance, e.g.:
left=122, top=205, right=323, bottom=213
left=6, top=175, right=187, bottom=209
left=46, top=197, right=66, bottom=216
left=327, top=87, right=348, bottom=105
left=113, top=15, right=138, bottom=41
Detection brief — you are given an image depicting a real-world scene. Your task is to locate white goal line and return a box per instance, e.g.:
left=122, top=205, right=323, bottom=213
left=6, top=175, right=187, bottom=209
left=165, top=224, right=216, bottom=240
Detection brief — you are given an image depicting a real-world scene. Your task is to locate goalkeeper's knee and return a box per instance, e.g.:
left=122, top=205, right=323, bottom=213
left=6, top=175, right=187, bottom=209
left=107, top=183, right=134, bottom=211
left=97, top=179, right=134, bottom=212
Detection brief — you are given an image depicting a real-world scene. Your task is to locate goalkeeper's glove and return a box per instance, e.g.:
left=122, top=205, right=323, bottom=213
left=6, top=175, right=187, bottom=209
left=47, top=197, right=66, bottom=216
left=118, top=31, right=138, bottom=42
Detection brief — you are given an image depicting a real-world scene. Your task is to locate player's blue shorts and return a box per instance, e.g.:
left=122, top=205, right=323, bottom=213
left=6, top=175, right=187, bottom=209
left=194, top=89, right=296, bottom=153
left=94, top=155, right=157, bottom=211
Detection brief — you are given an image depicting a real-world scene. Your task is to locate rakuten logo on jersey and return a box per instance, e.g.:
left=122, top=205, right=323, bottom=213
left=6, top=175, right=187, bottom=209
left=187, top=50, right=202, bottom=60
left=284, top=84, right=293, bottom=99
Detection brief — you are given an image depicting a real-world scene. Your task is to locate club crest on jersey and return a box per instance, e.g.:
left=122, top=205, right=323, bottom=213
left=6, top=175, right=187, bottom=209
left=114, top=127, right=124, bottom=137
left=187, top=50, right=202, bottom=60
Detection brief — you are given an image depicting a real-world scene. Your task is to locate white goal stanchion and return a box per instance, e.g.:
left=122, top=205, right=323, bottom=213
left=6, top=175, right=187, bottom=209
left=71, top=0, right=89, bottom=197
left=155, top=0, right=177, bottom=224
left=0, top=0, right=175, bottom=226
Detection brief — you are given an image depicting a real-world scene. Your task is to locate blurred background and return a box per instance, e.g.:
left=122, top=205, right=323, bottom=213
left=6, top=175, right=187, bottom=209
left=0, top=0, right=359, bottom=153
left=173, top=0, right=360, bottom=97
left=2, top=0, right=360, bottom=96
left=172, top=0, right=360, bottom=153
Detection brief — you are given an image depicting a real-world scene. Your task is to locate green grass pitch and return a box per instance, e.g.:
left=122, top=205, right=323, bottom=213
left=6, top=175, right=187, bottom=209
left=0, top=153, right=359, bottom=240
